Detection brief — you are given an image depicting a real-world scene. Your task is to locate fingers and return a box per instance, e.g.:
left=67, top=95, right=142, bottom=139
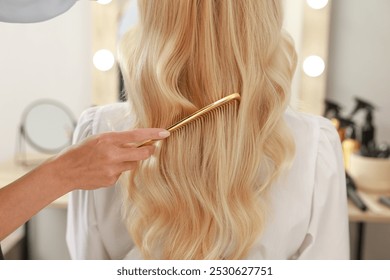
left=107, top=128, right=170, bottom=144
left=114, top=146, right=155, bottom=173
left=88, top=129, right=165, bottom=176
left=124, top=145, right=155, bottom=162
left=108, top=145, right=154, bottom=164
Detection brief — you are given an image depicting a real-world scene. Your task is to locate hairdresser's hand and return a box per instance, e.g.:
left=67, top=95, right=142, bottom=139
left=51, top=129, right=170, bottom=191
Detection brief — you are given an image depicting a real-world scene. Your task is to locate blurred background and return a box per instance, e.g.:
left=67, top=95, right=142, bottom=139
left=0, top=0, right=389, bottom=259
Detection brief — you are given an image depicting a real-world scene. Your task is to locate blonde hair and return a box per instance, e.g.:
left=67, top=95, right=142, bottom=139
left=118, top=0, right=296, bottom=259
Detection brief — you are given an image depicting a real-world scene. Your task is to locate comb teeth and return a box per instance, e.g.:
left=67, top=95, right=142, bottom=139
left=136, top=93, right=241, bottom=147
left=167, top=93, right=240, bottom=133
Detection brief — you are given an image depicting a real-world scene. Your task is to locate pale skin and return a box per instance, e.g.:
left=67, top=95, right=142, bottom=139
left=0, top=128, right=170, bottom=241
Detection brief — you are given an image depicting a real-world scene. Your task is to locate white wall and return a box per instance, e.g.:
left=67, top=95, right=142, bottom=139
left=327, top=0, right=390, bottom=144
left=0, top=1, right=93, bottom=162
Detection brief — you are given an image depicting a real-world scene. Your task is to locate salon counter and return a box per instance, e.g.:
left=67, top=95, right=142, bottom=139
left=348, top=191, right=390, bottom=223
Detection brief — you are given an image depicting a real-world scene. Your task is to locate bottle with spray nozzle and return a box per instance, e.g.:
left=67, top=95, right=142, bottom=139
left=349, top=97, right=376, bottom=157
left=324, top=99, right=342, bottom=120
left=360, top=108, right=376, bottom=157
left=324, top=99, right=345, bottom=140
left=349, top=97, right=375, bottom=119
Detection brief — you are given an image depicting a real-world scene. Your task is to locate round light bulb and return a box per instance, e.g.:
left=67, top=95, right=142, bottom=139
left=306, top=0, right=329, bottom=10
left=93, top=49, right=115, bottom=72
left=97, top=0, right=112, bottom=5
left=303, top=55, right=325, bottom=77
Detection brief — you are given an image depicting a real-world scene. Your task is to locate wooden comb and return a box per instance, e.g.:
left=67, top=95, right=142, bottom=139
left=136, top=93, right=241, bottom=147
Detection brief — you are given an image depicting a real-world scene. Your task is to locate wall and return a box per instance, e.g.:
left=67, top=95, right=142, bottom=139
left=327, top=0, right=390, bottom=144
left=0, top=1, right=93, bottom=163
left=327, top=0, right=390, bottom=259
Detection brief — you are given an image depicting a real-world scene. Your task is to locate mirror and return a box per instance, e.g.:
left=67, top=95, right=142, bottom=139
left=16, top=99, right=76, bottom=165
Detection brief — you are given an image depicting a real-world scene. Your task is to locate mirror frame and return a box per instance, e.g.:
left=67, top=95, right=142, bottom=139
left=18, top=99, right=76, bottom=156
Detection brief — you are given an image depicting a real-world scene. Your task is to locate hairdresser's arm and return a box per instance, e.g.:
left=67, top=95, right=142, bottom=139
left=0, top=128, right=169, bottom=241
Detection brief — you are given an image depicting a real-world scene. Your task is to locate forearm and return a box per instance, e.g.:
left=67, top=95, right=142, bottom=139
left=0, top=158, right=69, bottom=241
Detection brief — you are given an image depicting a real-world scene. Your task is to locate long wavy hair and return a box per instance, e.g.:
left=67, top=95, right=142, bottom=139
left=118, top=0, right=296, bottom=259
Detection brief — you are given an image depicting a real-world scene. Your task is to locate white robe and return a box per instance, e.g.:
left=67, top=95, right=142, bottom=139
left=66, top=103, right=350, bottom=259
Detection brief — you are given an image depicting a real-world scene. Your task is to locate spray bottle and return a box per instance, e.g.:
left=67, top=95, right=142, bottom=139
left=349, top=97, right=375, bottom=119
left=324, top=99, right=342, bottom=120
left=360, top=107, right=376, bottom=157
left=324, top=99, right=345, bottom=140
left=349, top=97, right=376, bottom=157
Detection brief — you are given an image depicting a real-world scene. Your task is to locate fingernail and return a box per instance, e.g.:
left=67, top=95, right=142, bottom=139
left=158, top=131, right=170, bottom=138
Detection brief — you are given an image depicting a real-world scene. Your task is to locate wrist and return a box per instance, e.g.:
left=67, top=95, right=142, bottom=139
left=39, top=155, right=75, bottom=194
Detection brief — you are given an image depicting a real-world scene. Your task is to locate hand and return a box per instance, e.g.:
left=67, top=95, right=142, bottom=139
left=50, top=128, right=170, bottom=191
